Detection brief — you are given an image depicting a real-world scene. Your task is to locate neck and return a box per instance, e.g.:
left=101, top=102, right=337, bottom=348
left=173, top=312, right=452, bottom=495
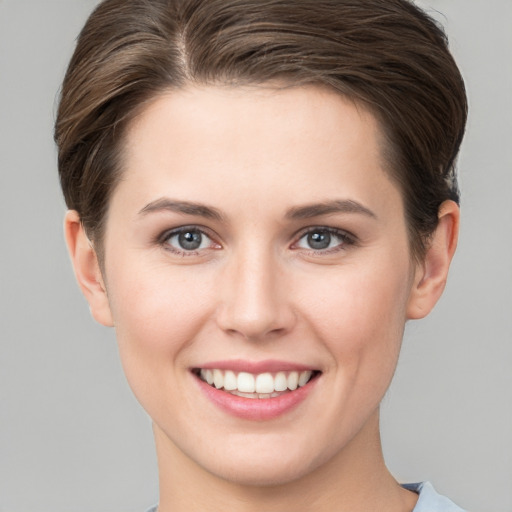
left=154, top=410, right=417, bottom=512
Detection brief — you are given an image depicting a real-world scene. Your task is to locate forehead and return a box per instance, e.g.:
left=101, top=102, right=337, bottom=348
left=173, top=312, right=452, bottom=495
left=125, top=84, right=381, bottom=156
left=114, top=85, right=401, bottom=220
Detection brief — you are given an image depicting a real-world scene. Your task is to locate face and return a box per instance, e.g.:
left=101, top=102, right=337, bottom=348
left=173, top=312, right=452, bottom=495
left=98, top=85, right=419, bottom=485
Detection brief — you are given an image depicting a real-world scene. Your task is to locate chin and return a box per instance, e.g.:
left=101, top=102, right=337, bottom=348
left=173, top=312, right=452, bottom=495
left=187, top=433, right=334, bottom=488
left=206, top=457, right=317, bottom=488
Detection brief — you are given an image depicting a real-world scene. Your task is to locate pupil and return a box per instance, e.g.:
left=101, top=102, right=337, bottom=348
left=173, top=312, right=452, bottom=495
left=178, top=230, right=202, bottom=250
left=308, top=231, right=331, bottom=250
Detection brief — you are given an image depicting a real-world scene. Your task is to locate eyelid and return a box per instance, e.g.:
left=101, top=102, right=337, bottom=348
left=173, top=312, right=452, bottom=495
left=155, top=224, right=356, bottom=257
left=158, top=225, right=222, bottom=255
left=291, top=225, right=357, bottom=252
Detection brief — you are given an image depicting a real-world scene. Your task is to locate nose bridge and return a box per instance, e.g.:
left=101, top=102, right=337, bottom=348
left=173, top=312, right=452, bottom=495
left=216, top=239, right=293, bottom=340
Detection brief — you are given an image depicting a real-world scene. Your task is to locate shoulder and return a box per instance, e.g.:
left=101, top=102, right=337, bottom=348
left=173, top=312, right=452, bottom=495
left=403, top=482, right=467, bottom=512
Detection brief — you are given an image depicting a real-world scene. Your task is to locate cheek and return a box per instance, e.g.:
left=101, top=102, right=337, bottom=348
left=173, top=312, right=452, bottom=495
left=109, top=261, right=210, bottom=336
left=105, top=261, right=216, bottom=391
left=300, top=256, right=412, bottom=381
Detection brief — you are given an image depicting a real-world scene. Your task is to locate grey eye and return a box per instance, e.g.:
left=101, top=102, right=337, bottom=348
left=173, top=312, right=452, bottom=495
left=165, top=229, right=211, bottom=252
left=307, top=231, right=331, bottom=250
left=295, top=228, right=350, bottom=252
left=178, top=230, right=203, bottom=250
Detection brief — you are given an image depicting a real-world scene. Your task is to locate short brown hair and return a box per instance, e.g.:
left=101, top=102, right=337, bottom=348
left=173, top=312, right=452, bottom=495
left=55, top=0, right=467, bottom=260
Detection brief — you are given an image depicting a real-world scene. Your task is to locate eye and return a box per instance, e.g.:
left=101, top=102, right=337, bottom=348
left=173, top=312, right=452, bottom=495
left=161, top=227, right=219, bottom=254
left=293, top=227, right=354, bottom=252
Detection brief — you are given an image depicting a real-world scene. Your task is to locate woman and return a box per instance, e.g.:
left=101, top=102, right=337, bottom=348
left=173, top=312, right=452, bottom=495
left=55, top=0, right=467, bottom=510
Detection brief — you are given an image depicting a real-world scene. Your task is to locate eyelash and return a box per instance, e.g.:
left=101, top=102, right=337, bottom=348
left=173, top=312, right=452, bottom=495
left=157, top=225, right=357, bottom=256
left=292, top=226, right=357, bottom=255
left=158, top=226, right=220, bottom=256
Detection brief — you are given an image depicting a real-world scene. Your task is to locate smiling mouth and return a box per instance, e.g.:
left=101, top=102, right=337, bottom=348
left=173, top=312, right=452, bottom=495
left=194, top=368, right=320, bottom=399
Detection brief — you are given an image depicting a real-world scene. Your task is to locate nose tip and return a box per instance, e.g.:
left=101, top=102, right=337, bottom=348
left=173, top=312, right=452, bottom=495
left=215, top=255, right=295, bottom=341
left=218, top=309, right=289, bottom=341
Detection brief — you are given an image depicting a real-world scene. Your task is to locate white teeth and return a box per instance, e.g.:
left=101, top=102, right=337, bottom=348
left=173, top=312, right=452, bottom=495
left=255, top=373, right=274, bottom=393
left=274, top=372, right=288, bottom=391
left=230, top=390, right=282, bottom=399
left=223, top=370, right=237, bottom=391
left=198, top=368, right=316, bottom=395
left=237, top=372, right=255, bottom=393
left=213, top=369, right=224, bottom=389
left=299, top=370, right=313, bottom=387
left=287, top=371, right=299, bottom=390
left=231, top=390, right=258, bottom=399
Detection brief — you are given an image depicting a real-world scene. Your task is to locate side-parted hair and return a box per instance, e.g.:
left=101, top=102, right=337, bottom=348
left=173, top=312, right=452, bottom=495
left=55, top=0, right=467, bottom=260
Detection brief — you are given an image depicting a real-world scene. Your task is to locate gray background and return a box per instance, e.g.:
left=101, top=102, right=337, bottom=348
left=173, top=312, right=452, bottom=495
left=0, top=1, right=510, bottom=511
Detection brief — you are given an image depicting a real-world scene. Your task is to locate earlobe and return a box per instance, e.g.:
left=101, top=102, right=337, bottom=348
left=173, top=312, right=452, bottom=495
left=407, top=200, right=460, bottom=320
left=64, top=210, right=114, bottom=327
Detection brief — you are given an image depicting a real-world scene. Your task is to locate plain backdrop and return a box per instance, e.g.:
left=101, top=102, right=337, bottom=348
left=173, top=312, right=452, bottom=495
left=0, top=1, right=511, bottom=511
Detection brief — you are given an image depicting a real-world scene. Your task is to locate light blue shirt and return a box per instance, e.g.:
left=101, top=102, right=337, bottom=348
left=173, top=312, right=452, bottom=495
left=145, top=481, right=466, bottom=511
left=403, top=481, right=466, bottom=511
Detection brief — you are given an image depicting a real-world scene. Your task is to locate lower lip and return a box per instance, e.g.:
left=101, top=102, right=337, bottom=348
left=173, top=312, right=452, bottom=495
left=194, top=373, right=319, bottom=421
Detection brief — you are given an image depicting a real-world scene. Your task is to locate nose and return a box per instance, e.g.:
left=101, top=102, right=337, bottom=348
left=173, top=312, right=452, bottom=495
left=215, top=245, right=296, bottom=341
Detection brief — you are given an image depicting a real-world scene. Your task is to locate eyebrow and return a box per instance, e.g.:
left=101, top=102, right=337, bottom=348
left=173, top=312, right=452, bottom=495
left=138, top=197, right=376, bottom=222
left=285, top=199, right=377, bottom=220
left=138, top=198, right=224, bottom=221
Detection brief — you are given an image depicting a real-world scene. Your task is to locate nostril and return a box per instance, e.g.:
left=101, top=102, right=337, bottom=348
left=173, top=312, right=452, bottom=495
left=216, top=303, right=297, bottom=341
left=215, top=262, right=296, bottom=339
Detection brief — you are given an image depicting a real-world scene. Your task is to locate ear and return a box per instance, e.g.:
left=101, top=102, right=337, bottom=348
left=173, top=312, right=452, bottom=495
left=407, top=200, right=460, bottom=319
left=64, top=210, right=114, bottom=327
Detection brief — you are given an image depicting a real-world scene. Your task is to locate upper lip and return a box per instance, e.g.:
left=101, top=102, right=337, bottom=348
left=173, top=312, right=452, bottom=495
left=193, top=359, right=318, bottom=374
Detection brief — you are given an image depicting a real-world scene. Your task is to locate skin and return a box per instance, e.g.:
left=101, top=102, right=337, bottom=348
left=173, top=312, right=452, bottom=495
left=65, top=85, right=459, bottom=512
